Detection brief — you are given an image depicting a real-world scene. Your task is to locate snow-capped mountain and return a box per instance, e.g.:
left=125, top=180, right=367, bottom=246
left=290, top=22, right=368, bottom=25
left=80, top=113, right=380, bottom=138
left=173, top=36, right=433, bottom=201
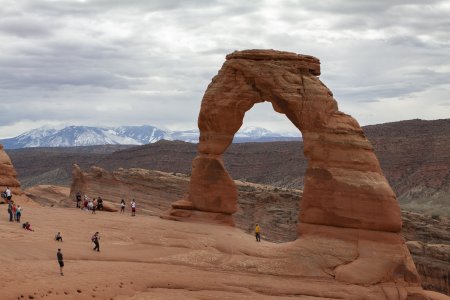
left=0, top=125, right=301, bottom=149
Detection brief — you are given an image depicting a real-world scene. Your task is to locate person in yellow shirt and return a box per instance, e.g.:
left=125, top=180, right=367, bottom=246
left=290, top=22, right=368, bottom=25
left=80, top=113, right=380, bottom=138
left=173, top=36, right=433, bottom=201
left=255, top=223, right=261, bottom=242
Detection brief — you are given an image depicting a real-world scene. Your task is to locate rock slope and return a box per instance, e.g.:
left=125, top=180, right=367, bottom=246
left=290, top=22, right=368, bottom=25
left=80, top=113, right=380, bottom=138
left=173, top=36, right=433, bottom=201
left=62, top=165, right=449, bottom=296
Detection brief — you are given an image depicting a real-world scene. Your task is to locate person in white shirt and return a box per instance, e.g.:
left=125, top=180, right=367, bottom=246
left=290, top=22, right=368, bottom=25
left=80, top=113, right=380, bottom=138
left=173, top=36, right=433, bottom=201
left=131, top=199, right=136, bottom=216
left=5, top=187, right=12, bottom=201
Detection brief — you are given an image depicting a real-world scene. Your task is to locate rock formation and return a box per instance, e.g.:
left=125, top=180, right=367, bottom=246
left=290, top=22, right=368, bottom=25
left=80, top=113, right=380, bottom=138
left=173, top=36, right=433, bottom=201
left=166, top=49, right=401, bottom=231
left=403, top=211, right=450, bottom=295
left=58, top=166, right=450, bottom=296
left=0, top=144, right=23, bottom=201
left=69, top=164, right=193, bottom=213
left=161, top=49, right=445, bottom=297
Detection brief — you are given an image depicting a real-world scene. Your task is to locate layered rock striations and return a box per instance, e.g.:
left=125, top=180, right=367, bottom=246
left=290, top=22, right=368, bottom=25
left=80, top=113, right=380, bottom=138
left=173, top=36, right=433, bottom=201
left=162, top=49, right=444, bottom=298
left=70, top=164, right=189, bottom=214
left=0, top=144, right=23, bottom=200
left=61, top=166, right=450, bottom=295
left=167, top=49, right=401, bottom=232
left=364, top=119, right=450, bottom=217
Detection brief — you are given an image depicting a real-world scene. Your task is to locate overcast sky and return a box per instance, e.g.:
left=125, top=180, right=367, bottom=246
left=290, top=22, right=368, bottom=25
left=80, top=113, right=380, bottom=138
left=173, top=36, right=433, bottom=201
left=0, top=0, right=449, bottom=138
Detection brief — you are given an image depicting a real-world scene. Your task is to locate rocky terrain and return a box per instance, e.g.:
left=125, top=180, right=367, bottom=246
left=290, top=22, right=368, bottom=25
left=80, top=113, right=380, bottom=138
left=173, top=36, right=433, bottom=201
left=6, top=118, right=450, bottom=217
left=364, top=119, right=450, bottom=217
left=3, top=202, right=447, bottom=300
left=1, top=48, right=449, bottom=299
left=68, top=165, right=301, bottom=243
left=30, top=165, right=448, bottom=295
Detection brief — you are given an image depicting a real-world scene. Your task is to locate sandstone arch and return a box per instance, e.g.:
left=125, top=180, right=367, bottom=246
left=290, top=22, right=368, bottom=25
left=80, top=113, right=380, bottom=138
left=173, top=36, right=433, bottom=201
left=168, top=49, right=401, bottom=233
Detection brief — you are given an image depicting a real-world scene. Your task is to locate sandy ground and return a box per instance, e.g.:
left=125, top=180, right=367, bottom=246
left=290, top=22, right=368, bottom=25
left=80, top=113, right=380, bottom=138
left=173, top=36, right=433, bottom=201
left=0, top=198, right=448, bottom=300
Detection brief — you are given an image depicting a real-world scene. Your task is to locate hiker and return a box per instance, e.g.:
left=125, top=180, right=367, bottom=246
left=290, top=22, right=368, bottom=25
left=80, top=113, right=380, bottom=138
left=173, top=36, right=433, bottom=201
left=16, top=205, right=22, bottom=222
left=5, top=187, right=12, bottom=201
left=57, top=248, right=64, bottom=276
left=83, top=195, right=88, bottom=210
left=12, top=203, right=17, bottom=221
left=131, top=199, right=136, bottom=216
left=55, top=232, right=63, bottom=242
left=120, top=199, right=125, bottom=214
left=97, top=197, right=103, bottom=211
left=92, top=232, right=100, bottom=252
left=92, top=198, right=97, bottom=214
left=22, top=221, right=34, bottom=231
left=87, top=199, right=93, bottom=211
left=7, top=201, right=13, bottom=222
left=255, top=223, right=261, bottom=242
left=76, top=191, right=82, bottom=208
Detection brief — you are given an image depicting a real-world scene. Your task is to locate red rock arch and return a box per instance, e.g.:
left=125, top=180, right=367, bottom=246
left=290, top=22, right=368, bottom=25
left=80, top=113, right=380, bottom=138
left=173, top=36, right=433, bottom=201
left=168, top=49, right=401, bottom=233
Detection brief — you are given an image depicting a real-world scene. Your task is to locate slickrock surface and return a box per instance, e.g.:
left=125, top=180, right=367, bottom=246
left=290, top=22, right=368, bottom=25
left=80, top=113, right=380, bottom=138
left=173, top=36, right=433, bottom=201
left=0, top=205, right=448, bottom=300
left=67, top=165, right=301, bottom=242
left=162, top=49, right=436, bottom=297
left=0, top=144, right=23, bottom=200
left=27, top=167, right=450, bottom=295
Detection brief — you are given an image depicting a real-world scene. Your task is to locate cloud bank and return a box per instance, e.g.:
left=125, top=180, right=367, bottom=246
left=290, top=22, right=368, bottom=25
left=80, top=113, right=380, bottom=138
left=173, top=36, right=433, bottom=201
left=0, top=0, right=449, bottom=138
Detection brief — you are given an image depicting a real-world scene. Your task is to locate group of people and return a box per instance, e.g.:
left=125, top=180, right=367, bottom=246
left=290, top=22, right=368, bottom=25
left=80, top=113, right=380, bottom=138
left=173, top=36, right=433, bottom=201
left=7, top=200, right=22, bottom=222
left=6, top=185, right=262, bottom=279
left=2, top=187, right=32, bottom=231
left=76, top=192, right=104, bottom=213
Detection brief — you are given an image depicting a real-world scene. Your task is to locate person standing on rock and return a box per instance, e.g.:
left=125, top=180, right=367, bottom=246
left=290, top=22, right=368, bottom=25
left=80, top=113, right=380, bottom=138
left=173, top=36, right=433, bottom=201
left=92, top=198, right=97, bottom=214
left=131, top=199, right=136, bottom=216
left=11, top=202, right=17, bottom=221
left=97, top=197, right=103, bottom=211
left=255, top=223, right=261, bottom=242
left=92, top=232, right=100, bottom=252
left=7, top=201, right=13, bottom=222
left=55, top=232, right=63, bottom=242
left=120, top=199, right=125, bottom=214
left=57, top=248, right=64, bottom=276
left=16, top=205, right=22, bottom=222
left=5, top=187, right=12, bottom=201
left=76, top=191, right=82, bottom=208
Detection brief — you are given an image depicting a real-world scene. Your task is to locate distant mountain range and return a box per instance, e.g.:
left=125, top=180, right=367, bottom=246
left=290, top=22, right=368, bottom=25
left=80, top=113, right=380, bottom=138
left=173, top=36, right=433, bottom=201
left=0, top=125, right=301, bottom=149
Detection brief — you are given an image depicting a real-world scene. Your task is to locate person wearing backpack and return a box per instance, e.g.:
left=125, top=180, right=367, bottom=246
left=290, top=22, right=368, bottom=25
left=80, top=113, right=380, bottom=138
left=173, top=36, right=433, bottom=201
left=16, top=205, right=22, bottom=222
left=92, top=232, right=100, bottom=252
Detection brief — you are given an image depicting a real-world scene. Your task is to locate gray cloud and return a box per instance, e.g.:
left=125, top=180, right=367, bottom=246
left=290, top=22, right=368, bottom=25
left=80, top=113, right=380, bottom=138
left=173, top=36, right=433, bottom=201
left=0, top=0, right=449, bottom=138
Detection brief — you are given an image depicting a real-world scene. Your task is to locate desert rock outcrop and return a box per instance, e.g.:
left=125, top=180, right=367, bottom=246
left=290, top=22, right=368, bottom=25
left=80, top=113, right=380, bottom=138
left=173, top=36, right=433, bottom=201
left=0, top=144, right=23, bottom=200
left=167, top=49, right=401, bottom=232
left=30, top=166, right=444, bottom=295
left=162, top=49, right=437, bottom=296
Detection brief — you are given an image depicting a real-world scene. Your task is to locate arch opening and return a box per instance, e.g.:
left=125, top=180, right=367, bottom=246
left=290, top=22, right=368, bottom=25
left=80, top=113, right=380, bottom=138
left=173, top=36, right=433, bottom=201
left=224, top=101, right=303, bottom=242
